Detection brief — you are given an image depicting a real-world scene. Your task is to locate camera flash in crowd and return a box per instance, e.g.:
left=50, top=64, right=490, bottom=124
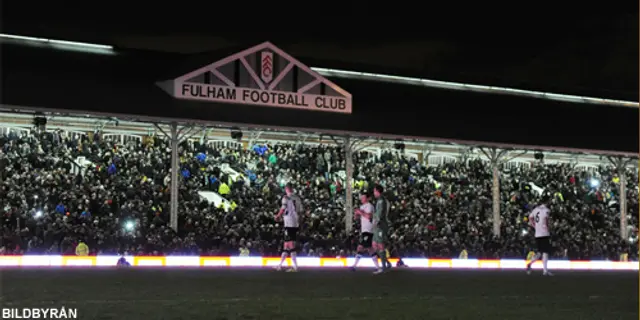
left=589, top=179, right=600, bottom=188
left=125, top=221, right=135, bottom=231
left=521, top=229, right=528, bottom=236
left=34, top=211, right=43, bottom=218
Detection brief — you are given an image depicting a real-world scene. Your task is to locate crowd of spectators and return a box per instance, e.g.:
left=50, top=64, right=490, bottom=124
left=0, top=129, right=637, bottom=261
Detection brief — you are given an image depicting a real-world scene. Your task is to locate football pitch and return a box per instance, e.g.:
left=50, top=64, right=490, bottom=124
left=1, top=268, right=637, bottom=320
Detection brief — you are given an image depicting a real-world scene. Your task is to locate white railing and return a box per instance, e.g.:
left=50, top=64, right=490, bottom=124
left=428, top=155, right=457, bottom=166
left=576, top=165, right=600, bottom=173
left=504, top=161, right=531, bottom=170
left=208, top=140, right=243, bottom=150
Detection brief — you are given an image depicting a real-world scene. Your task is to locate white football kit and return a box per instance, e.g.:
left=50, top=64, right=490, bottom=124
left=360, top=203, right=375, bottom=233
left=527, top=204, right=553, bottom=276
left=529, top=205, right=550, bottom=238
left=277, top=193, right=303, bottom=272
left=281, top=194, right=302, bottom=228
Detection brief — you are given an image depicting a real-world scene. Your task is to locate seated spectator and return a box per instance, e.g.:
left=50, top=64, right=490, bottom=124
left=75, top=240, right=89, bottom=256
left=0, top=128, right=636, bottom=262
left=117, top=256, right=131, bottom=267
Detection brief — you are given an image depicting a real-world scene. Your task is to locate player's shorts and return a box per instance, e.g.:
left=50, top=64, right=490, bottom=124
left=372, top=228, right=387, bottom=244
left=284, top=227, right=298, bottom=242
left=535, top=236, right=552, bottom=254
left=359, top=232, right=373, bottom=248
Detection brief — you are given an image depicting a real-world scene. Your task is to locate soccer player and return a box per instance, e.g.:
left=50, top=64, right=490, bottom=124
left=350, top=192, right=378, bottom=271
left=372, top=184, right=391, bottom=274
left=526, top=196, right=554, bottom=276
left=275, top=183, right=303, bottom=272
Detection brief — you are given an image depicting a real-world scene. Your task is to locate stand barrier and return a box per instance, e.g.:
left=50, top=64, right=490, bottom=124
left=0, top=255, right=637, bottom=270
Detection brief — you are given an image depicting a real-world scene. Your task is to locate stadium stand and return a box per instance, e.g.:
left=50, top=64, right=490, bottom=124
left=0, top=124, right=637, bottom=261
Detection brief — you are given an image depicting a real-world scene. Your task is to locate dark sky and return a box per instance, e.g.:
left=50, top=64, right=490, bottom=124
left=1, top=5, right=638, bottom=154
left=2, top=4, right=638, bottom=101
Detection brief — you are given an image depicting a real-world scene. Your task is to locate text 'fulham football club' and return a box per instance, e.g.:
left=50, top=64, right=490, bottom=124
left=179, top=84, right=347, bottom=111
left=164, top=42, right=352, bottom=114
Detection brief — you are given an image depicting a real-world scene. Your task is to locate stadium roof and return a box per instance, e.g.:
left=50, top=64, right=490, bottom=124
left=2, top=8, right=637, bottom=101
left=2, top=33, right=636, bottom=109
left=0, top=34, right=638, bottom=154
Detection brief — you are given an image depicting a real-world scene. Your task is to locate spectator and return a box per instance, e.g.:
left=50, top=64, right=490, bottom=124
left=75, top=241, right=89, bottom=256
left=0, top=128, right=636, bottom=262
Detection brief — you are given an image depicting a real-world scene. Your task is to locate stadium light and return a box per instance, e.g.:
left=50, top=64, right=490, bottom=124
left=0, top=33, right=114, bottom=54
left=311, top=67, right=639, bottom=109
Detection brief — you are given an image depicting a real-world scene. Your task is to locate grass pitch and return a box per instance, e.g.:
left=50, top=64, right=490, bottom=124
left=1, top=268, right=637, bottom=319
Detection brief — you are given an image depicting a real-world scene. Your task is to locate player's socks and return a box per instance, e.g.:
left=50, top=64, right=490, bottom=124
left=527, top=253, right=541, bottom=268
left=278, top=251, right=288, bottom=268
left=291, top=252, right=298, bottom=270
left=532, top=252, right=541, bottom=262
left=542, top=253, right=549, bottom=274
left=526, top=253, right=541, bottom=274
left=373, top=255, right=385, bottom=274
left=378, top=251, right=389, bottom=270
left=353, top=254, right=362, bottom=268
left=371, top=254, right=380, bottom=269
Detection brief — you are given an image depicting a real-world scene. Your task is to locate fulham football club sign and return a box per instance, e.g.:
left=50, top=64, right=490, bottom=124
left=163, top=42, right=352, bottom=114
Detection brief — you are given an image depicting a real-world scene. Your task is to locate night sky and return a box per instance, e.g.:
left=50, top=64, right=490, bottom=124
left=1, top=5, right=638, bottom=152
